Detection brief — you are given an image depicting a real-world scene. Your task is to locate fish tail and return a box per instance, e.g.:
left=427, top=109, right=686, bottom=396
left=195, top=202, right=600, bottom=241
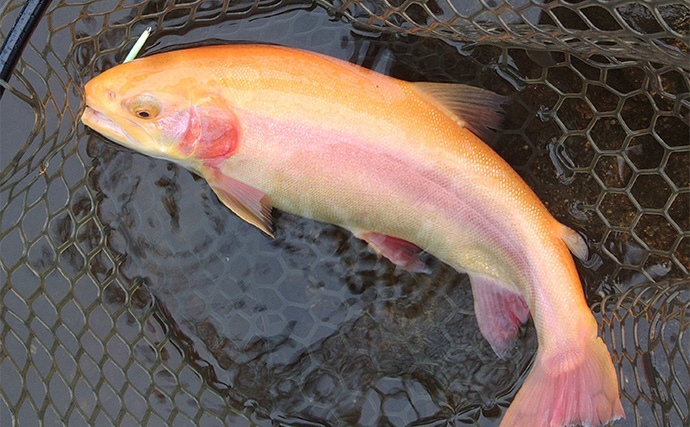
left=500, top=335, right=624, bottom=427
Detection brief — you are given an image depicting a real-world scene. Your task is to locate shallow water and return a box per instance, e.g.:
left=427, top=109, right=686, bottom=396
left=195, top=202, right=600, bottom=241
left=1, top=0, right=688, bottom=426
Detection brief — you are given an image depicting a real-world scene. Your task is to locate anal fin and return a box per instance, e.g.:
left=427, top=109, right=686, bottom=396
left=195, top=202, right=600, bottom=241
left=469, top=274, right=530, bottom=359
left=358, top=232, right=428, bottom=273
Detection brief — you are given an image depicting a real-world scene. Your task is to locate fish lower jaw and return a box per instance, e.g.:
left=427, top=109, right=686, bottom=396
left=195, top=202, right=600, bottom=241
left=81, top=106, right=165, bottom=159
left=82, top=106, right=126, bottom=141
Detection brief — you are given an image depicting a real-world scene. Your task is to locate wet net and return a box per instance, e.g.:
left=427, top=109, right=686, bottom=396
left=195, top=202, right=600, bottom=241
left=1, top=0, right=688, bottom=426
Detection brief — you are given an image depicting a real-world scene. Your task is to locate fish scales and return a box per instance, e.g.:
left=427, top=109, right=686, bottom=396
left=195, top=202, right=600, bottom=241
left=81, top=44, right=624, bottom=427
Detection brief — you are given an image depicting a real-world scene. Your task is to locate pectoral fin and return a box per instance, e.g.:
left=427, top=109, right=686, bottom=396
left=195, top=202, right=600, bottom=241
left=469, top=273, right=530, bottom=359
left=357, top=231, right=429, bottom=273
left=201, top=168, right=273, bottom=237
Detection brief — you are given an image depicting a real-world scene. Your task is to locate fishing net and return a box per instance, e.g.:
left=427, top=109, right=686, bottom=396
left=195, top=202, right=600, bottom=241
left=1, top=0, right=688, bottom=426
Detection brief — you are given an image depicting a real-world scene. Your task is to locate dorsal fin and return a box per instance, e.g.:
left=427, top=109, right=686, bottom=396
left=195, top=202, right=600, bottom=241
left=411, top=82, right=507, bottom=142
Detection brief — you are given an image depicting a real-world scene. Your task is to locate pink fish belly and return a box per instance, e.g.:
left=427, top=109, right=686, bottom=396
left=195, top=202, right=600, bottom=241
left=221, top=108, right=571, bottom=312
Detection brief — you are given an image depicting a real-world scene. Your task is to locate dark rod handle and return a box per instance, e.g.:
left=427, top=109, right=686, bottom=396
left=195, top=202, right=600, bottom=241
left=0, top=0, right=54, bottom=100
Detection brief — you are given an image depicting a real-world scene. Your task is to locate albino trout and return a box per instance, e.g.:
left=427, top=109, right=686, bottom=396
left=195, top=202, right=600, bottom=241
left=81, top=44, right=624, bottom=426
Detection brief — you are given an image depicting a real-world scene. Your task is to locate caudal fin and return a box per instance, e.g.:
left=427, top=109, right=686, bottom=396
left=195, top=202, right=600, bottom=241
left=500, top=336, right=624, bottom=427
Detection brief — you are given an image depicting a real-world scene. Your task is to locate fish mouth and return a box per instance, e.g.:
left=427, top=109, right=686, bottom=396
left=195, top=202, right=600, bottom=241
left=82, top=105, right=128, bottom=143
left=81, top=105, right=150, bottom=150
left=81, top=105, right=181, bottom=164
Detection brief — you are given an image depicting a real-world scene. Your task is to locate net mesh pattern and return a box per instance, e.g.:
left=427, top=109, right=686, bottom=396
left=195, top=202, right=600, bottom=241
left=1, top=0, right=688, bottom=426
left=320, top=0, right=690, bottom=68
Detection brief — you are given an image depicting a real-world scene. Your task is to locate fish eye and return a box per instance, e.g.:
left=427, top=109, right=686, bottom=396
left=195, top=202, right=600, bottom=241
left=126, top=94, right=161, bottom=120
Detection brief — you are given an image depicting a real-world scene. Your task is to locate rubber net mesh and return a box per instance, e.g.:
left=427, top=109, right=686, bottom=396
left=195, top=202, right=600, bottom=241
left=0, top=0, right=688, bottom=426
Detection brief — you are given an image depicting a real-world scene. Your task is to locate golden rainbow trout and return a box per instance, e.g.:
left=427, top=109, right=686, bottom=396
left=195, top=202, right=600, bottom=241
left=81, top=45, right=624, bottom=426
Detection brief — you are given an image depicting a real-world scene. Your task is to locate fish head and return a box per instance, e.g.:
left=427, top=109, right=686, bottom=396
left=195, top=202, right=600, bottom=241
left=81, top=56, right=238, bottom=169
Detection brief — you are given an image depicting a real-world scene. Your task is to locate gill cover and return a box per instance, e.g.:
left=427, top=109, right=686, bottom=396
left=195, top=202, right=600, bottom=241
left=178, top=93, right=238, bottom=159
